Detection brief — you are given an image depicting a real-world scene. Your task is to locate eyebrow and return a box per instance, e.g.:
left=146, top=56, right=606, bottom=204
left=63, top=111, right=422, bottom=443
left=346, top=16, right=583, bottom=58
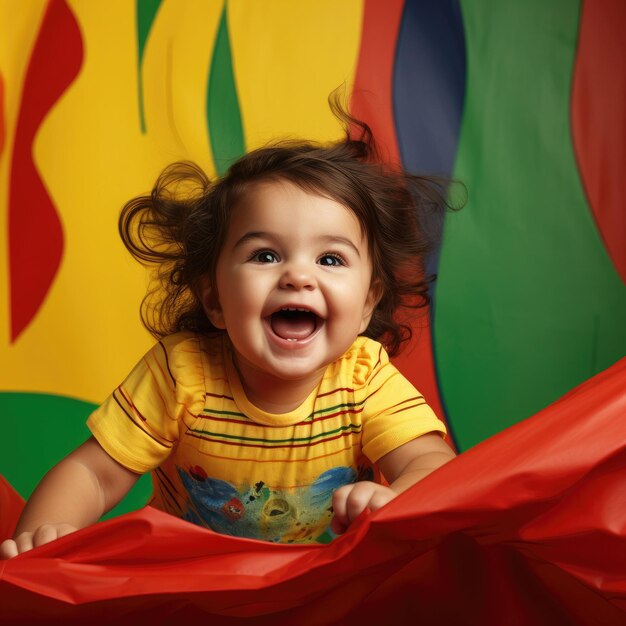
left=233, top=231, right=270, bottom=249
left=233, top=232, right=362, bottom=257
left=322, top=236, right=362, bottom=257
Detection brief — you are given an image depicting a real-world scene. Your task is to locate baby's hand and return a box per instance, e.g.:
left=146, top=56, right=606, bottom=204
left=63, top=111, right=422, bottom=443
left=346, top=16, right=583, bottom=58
left=0, top=523, right=77, bottom=559
left=331, top=481, right=396, bottom=534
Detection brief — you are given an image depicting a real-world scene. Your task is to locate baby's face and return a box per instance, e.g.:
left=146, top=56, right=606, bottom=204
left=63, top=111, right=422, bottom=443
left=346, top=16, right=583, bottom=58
left=203, top=179, right=379, bottom=391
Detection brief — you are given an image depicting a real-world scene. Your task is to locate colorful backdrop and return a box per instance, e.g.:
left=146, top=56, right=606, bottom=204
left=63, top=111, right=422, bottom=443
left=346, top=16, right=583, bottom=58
left=1, top=0, right=625, bottom=518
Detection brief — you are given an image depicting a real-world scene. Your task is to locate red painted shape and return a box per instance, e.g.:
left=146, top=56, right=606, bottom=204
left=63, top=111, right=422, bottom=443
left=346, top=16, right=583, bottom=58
left=572, top=0, right=626, bottom=285
left=8, top=0, right=83, bottom=341
left=350, top=0, right=404, bottom=164
left=351, top=0, right=454, bottom=448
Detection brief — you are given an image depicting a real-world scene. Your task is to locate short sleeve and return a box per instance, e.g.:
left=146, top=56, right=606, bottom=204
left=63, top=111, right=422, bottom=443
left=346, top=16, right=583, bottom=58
left=87, top=333, right=205, bottom=473
left=357, top=341, right=446, bottom=463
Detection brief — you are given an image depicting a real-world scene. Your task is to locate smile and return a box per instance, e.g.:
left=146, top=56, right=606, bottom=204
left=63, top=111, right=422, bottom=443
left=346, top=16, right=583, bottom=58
left=265, top=307, right=322, bottom=345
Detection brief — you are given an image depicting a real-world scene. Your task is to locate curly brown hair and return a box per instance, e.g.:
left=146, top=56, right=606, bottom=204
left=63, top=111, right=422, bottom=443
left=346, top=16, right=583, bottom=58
left=119, top=105, right=456, bottom=356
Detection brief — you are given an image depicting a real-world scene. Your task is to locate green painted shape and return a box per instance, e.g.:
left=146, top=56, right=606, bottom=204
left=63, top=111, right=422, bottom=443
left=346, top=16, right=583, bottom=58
left=436, top=0, right=626, bottom=450
left=207, top=6, right=245, bottom=176
left=0, top=392, right=151, bottom=520
left=136, top=0, right=163, bottom=133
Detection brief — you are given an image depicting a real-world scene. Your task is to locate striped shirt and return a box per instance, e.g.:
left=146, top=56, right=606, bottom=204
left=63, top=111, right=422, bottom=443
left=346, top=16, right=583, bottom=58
left=88, top=332, right=445, bottom=543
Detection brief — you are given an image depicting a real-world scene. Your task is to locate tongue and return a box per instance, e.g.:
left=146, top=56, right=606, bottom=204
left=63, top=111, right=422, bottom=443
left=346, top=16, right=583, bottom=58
left=271, top=312, right=316, bottom=340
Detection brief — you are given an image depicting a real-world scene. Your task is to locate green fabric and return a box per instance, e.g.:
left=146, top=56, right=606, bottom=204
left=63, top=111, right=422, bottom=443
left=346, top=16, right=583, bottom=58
left=436, top=0, right=626, bottom=449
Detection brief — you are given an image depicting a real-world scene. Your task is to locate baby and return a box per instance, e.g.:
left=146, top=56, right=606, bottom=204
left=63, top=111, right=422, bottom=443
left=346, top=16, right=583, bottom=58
left=1, top=107, right=455, bottom=556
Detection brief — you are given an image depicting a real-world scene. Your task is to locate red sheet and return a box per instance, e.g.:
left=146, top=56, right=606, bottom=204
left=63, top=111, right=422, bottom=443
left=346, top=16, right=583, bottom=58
left=1, top=358, right=625, bottom=625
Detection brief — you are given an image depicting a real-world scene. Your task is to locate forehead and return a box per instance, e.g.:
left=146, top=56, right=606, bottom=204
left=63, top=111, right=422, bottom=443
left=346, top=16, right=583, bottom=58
left=228, top=179, right=366, bottom=241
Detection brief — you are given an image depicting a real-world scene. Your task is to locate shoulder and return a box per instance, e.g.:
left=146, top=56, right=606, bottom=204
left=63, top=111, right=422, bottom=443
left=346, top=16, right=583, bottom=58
left=328, top=336, right=390, bottom=388
left=158, top=330, right=205, bottom=355
left=153, top=331, right=225, bottom=412
left=157, top=331, right=222, bottom=366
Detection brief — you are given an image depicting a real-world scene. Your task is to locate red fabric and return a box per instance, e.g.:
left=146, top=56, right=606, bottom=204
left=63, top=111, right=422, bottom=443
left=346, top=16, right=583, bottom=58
left=0, top=475, right=23, bottom=541
left=351, top=0, right=454, bottom=447
left=1, top=358, right=625, bottom=624
left=571, top=0, right=626, bottom=285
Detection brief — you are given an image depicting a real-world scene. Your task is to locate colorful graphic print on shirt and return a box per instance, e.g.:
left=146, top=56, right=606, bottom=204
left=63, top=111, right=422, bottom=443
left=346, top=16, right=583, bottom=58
left=176, top=464, right=366, bottom=543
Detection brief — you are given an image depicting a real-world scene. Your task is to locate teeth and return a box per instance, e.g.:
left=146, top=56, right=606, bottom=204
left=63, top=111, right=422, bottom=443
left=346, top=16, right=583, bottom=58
left=281, top=307, right=311, bottom=313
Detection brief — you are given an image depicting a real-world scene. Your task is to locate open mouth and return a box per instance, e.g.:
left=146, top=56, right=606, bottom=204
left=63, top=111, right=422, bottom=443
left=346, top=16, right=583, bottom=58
left=268, top=307, right=320, bottom=342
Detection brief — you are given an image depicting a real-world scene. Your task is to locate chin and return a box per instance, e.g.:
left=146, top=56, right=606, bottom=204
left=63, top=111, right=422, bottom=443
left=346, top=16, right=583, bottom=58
left=264, top=356, right=328, bottom=382
left=269, top=364, right=323, bottom=382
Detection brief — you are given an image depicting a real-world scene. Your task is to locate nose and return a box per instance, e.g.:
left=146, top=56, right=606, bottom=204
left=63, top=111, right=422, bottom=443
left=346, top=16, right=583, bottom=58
left=279, top=261, right=316, bottom=291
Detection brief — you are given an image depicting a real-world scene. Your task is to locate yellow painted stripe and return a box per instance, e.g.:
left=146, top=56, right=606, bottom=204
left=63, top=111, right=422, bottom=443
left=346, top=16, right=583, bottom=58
left=0, top=3, right=224, bottom=401
left=228, top=0, right=364, bottom=149
left=4, top=3, right=154, bottom=401
left=141, top=0, right=223, bottom=176
left=0, top=2, right=364, bottom=404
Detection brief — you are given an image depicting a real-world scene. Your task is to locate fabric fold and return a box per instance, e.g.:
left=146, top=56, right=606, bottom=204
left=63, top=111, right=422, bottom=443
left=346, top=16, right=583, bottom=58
left=1, top=357, right=625, bottom=625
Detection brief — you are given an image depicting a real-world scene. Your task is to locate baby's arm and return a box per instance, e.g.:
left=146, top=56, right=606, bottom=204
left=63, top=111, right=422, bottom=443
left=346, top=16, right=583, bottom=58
left=0, top=437, right=139, bottom=559
left=331, top=432, right=455, bottom=533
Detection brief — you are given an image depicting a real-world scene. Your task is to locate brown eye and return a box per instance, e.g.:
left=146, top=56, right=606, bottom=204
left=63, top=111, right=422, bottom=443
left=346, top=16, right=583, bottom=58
left=318, top=254, right=344, bottom=267
left=251, top=250, right=279, bottom=263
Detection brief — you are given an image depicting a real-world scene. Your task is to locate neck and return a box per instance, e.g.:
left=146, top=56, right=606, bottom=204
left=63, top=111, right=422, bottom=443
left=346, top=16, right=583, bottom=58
left=234, top=360, right=324, bottom=414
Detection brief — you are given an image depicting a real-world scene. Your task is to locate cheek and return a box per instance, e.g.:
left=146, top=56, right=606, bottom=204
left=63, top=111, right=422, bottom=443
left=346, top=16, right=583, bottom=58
left=221, top=270, right=266, bottom=313
left=330, top=283, right=370, bottom=326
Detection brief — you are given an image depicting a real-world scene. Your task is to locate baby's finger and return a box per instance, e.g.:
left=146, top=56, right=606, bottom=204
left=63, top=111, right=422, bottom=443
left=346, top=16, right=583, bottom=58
left=32, top=524, right=61, bottom=548
left=331, top=484, right=351, bottom=529
left=345, top=484, right=374, bottom=524
left=14, top=532, right=35, bottom=555
left=366, top=490, right=395, bottom=513
left=0, top=539, right=19, bottom=559
left=56, top=524, right=77, bottom=540
left=33, top=523, right=77, bottom=549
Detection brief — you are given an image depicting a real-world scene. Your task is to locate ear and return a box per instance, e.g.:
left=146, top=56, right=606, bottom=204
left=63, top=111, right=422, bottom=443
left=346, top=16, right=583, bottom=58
left=198, top=276, right=226, bottom=330
left=359, top=279, right=383, bottom=333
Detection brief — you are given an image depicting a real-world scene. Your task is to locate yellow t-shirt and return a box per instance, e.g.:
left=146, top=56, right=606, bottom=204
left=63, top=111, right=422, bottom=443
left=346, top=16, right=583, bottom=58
left=87, top=332, right=445, bottom=543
